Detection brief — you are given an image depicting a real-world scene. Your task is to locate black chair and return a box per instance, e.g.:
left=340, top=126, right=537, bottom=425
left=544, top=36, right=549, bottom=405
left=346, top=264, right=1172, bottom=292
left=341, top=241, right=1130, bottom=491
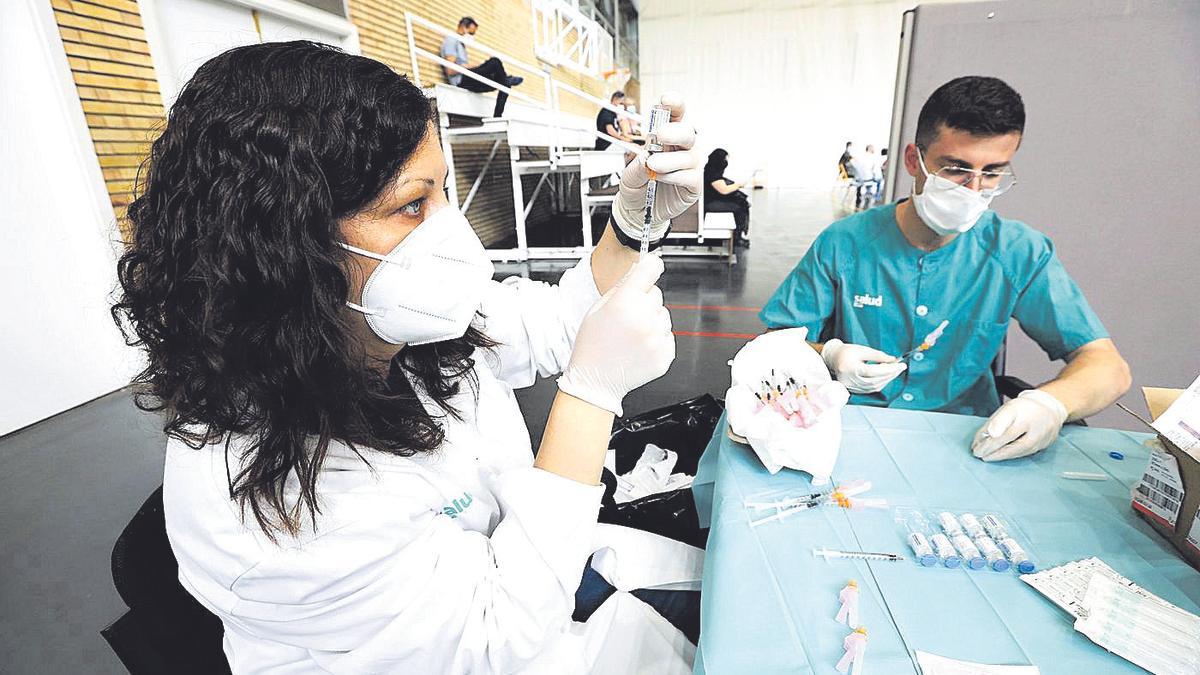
left=101, top=486, right=231, bottom=675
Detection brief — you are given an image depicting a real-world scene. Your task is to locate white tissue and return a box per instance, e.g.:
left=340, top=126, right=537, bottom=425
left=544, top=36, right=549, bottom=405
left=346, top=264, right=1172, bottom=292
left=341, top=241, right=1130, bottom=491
left=725, top=327, right=849, bottom=485
left=613, top=443, right=694, bottom=504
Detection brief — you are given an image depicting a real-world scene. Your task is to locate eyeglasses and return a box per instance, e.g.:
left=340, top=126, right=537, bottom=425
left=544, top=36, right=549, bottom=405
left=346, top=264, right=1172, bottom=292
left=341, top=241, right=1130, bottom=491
left=918, top=147, right=1017, bottom=196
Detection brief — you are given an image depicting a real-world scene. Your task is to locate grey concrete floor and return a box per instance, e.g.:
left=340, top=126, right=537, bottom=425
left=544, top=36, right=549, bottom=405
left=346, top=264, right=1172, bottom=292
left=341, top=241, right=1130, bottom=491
left=0, top=187, right=840, bottom=674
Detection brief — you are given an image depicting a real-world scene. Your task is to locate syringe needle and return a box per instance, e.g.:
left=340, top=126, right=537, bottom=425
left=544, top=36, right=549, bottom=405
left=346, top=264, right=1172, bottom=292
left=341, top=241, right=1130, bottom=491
left=640, top=168, right=657, bottom=259
left=638, top=105, right=672, bottom=260
left=813, top=548, right=904, bottom=562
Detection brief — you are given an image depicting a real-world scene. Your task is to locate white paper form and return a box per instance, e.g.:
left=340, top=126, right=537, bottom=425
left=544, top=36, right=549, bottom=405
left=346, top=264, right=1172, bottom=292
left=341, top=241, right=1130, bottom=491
left=1075, top=575, right=1200, bottom=675
left=914, top=651, right=1039, bottom=675
left=1020, top=557, right=1188, bottom=619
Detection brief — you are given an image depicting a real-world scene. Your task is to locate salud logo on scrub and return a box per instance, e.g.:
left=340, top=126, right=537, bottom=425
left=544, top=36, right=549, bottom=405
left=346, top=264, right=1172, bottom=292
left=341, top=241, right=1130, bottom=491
left=911, top=147, right=996, bottom=236
left=853, top=294, right=883, bottom=309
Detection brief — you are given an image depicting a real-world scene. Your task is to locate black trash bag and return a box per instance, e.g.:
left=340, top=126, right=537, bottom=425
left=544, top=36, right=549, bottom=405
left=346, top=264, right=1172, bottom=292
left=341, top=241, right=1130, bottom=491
left=598, top=394, right=724, bottom=549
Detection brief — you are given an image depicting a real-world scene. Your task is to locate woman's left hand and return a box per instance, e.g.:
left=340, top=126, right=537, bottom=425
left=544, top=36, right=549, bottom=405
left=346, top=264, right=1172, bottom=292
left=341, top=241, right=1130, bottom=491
left=611, top=93, right=700, bottom=245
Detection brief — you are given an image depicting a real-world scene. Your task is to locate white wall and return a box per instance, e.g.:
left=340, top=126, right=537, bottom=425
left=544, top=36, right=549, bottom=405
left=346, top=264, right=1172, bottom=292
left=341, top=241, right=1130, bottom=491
left=139, top=0, right=360, bottom=107
left=639, top=0, right=980, bottom=188
left=0, top=0, right=143, bottom=435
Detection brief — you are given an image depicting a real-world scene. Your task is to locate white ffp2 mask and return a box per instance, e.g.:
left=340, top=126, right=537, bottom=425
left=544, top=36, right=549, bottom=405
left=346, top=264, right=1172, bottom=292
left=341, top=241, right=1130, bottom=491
left=340, top=207, right=494, bottom=346
left=911, top=149, right=995, bottom=236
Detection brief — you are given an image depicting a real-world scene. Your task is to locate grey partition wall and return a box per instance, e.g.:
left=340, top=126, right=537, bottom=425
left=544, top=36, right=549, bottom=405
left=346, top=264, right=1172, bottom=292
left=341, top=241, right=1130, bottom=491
left=886, top=0, right=1200, bottom=430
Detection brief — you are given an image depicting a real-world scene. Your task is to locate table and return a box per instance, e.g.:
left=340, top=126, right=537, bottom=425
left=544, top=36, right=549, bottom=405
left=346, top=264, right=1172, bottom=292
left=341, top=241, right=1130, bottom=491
left=691, top=405, right=1200, bottom=674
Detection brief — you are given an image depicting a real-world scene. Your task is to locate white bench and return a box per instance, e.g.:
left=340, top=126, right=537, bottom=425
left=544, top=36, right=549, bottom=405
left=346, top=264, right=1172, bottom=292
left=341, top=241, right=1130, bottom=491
left=662, top=197, right=737, bottom=265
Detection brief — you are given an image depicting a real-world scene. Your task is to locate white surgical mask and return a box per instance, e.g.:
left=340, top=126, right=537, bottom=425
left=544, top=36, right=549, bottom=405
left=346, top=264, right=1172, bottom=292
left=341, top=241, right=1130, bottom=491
left=911, top=148, right=994, bottom=236
left=340, top=207, right=494, bottom=346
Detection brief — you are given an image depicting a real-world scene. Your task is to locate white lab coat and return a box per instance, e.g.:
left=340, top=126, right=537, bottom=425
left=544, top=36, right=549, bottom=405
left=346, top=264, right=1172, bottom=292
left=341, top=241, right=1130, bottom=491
left=163, top=257, right=701, bottom=674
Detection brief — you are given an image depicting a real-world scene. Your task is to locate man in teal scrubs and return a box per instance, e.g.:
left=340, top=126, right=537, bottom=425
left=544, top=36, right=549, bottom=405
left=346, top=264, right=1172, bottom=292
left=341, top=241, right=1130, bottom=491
left=761, top=76, right=1131, bottom=462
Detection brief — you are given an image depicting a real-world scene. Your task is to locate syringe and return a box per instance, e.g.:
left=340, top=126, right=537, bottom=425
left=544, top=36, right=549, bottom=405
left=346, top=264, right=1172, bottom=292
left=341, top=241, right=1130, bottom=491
left=639, top=105, right=672, bottom=259
left=813, top=548, right=904, bottom=563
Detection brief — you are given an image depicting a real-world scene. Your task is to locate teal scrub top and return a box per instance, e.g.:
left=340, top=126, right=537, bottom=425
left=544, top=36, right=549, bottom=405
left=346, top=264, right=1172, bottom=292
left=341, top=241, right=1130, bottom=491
left=759, top=202, right=1108, bottom=417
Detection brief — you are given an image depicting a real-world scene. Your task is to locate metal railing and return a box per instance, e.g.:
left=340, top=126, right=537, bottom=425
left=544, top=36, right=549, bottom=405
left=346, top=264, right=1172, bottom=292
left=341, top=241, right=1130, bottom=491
left=403, top=11, right=641, bottom=158
left=531, top=0, right=615, bottom=78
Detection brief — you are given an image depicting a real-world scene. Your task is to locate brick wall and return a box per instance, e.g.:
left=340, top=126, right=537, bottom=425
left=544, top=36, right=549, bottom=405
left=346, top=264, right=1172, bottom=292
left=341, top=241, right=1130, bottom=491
left=52, top=0, right=165, bottom=227
left=49, top=0, right=629, bottom=231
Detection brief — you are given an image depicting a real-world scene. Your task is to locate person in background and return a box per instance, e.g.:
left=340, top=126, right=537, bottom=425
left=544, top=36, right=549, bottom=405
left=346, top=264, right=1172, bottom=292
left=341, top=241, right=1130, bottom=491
left=851, top=145, right=883, bottom=208
left=595, top=90, right=629, bottom=150
left=866, top=144, right=884, bottom=194
left=761, top=76, right=1130, bottom=462
left=704, top=148, right=752, bottom=247
left=838, top=141, right=855, bottom=179
left=440, top=17, right=524, bottom=118
left=617, top=99, right=637, bottom=141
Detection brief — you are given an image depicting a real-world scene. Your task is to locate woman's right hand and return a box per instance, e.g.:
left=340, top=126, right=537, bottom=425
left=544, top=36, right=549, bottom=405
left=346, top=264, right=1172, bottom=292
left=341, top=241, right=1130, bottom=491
left=557, top=256, right=675, bottom=416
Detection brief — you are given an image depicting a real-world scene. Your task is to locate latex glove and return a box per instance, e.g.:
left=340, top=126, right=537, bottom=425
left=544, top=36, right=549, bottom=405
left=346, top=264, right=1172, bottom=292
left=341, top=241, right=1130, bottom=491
left=558, top=256, right=675, bottom=416
left=820, top=339, right=907, bottom=394
left=972, top=389, right=1068, bottom=461
left=611, top=93, right=701, bottom=246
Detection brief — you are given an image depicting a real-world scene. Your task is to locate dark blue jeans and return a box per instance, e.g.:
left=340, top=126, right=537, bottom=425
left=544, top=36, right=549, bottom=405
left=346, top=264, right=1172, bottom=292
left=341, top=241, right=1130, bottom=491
left=573, top=562, right=701, bottom=644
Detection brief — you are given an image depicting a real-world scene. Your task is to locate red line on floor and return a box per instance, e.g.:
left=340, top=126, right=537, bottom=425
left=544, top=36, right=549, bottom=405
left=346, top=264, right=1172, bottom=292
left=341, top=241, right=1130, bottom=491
left=673, top=330, right=758, bottom=340
left=667, top=304, right=762, bottom=312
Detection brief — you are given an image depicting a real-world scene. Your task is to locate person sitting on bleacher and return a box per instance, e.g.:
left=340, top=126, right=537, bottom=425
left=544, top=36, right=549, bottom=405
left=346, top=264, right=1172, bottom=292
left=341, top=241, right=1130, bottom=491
left=440, top=16, right=524, bottom=118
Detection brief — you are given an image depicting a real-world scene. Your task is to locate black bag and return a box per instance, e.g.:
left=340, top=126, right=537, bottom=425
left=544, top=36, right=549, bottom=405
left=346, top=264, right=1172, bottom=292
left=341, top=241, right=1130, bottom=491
left=598, top=394, right=724, bottom=549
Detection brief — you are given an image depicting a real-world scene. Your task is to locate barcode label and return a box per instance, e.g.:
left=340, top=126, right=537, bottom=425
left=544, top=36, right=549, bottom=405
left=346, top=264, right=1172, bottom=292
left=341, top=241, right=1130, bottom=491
left=1142, top=474, right=1183, bottom=501
left=1131, top=442, right=1183, bottom=527
left=1135, top=483, right=1181, bottom=514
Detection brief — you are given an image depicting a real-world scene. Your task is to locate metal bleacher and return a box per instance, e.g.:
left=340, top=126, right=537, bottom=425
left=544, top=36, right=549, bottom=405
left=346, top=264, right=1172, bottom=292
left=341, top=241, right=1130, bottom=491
left=405, top=12, right=632, bottom=262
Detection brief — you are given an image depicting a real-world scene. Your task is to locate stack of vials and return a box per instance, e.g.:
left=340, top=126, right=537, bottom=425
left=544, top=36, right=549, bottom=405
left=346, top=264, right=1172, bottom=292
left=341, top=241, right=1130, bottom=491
left=901, top=510, right=1035, bottom=573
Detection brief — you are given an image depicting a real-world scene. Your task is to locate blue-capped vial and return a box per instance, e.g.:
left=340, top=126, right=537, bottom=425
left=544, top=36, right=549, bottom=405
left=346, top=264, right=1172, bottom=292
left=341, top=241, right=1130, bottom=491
left=998, top=536, right=1035, bottom=574
left=960, top=513, right=985, bottom=538
left=981, top=514, right=1009, bottom=539
left=974, top=534, right=1010, bottom=571
left=951, top=533, right=987, bottom=570
left=929, top=533, right=961, bottom=568
left=907, top=532, right=939, bottom=567
left=938, top=512, right=963, bottom=536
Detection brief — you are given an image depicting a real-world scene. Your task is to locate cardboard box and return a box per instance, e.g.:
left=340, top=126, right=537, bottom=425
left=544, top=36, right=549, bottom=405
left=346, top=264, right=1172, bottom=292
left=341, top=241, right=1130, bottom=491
left=1127, top=377, right=1200, bottom=572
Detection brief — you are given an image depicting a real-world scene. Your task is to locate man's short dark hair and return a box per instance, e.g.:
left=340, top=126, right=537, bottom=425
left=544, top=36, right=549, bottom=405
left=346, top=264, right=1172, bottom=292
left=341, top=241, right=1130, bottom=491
left=611, top=90, right=625, bottom=101
left=459, top=16, right=477, bottom=29
left=915, top=76, right=1025, bottom=148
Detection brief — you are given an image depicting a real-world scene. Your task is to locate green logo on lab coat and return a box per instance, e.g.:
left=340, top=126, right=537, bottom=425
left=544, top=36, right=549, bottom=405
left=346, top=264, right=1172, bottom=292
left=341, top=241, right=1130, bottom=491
left=442, top=492, right=474, bottom=519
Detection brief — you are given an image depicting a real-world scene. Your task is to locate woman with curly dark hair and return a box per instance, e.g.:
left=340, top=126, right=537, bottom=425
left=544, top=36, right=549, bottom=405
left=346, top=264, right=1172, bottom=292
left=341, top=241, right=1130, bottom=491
left=112, top=41, right=702, bottom=673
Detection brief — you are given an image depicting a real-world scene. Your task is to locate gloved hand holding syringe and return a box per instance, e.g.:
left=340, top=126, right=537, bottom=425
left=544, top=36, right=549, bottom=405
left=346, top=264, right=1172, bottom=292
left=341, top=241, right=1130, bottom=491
left=610, top=93, right=702, bottom=258
left=639, top=105, right=674, bottom=257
